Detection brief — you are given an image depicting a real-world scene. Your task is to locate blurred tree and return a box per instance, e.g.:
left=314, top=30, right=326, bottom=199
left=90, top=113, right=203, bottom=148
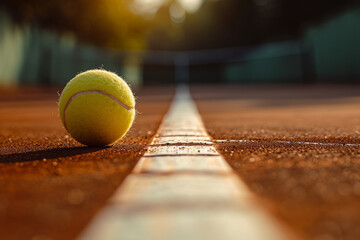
left=1, top=0, right=359, bottom=50
left=147, top=0, right=360, bottom=50
left=0, top=0, right=152, bottom=49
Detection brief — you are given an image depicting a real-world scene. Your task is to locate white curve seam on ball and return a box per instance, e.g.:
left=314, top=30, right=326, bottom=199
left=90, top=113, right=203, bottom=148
left=63, top=90, right=133, bottom=131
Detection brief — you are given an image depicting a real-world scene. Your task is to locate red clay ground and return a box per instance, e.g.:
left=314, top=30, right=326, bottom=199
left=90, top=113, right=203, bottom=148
left=0, top=86, right=173, bottom=240
left=192, top=85, right=360, bottom=240
left=2, top=85, right=360, bottom=240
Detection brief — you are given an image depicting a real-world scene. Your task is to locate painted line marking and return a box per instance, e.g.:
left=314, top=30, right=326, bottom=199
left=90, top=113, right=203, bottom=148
left=153, top=136, right=213, bottom=145
left=158, top=134, right=209, bottom=137
left=215, top=139, right=360, bottom=146
left=77, top=85, right=296, bottom=240
left=133, top=155, right=229, bottom=173
left=142, top=153, right=220, bottom=158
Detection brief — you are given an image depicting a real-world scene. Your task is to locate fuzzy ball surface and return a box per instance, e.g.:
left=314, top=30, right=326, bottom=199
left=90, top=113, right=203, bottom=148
left=59, top=69, right=135, bottom=146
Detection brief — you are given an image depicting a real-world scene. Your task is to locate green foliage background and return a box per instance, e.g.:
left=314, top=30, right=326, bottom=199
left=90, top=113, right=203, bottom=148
left=1, top=0, right=359, bottom=50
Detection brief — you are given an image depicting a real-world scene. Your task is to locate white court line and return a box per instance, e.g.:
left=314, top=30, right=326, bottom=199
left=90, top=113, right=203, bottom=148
left=215, top=139, right=360, bottom=146
left=77, top=85, right=296, bottom=240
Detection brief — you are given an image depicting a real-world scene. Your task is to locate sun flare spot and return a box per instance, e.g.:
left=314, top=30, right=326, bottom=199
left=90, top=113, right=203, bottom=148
left=131, top=0, right=203, bottom=16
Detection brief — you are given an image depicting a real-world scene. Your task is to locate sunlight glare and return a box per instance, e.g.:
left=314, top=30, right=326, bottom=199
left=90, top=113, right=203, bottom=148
left=132, top=0, right=203, bottom=15
left=131, top=0, right=166, bottom=15
left=178, top=0, right=203, bottom=13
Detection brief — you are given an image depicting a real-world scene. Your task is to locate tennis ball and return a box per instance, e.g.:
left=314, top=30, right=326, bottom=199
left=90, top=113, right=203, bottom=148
left=59, top=69, right=135, bottom=146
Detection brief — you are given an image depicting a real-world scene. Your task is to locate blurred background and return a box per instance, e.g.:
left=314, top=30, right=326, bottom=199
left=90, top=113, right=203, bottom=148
left=0, top=0, right=359, bottom=87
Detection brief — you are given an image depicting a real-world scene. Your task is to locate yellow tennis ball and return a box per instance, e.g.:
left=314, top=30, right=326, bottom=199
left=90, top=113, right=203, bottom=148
left=58, top=69, right=135, bottom=146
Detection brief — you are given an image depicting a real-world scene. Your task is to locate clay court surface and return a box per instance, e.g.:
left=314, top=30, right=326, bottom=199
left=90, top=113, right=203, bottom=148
left=1, top=85, right=360, bottom=240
